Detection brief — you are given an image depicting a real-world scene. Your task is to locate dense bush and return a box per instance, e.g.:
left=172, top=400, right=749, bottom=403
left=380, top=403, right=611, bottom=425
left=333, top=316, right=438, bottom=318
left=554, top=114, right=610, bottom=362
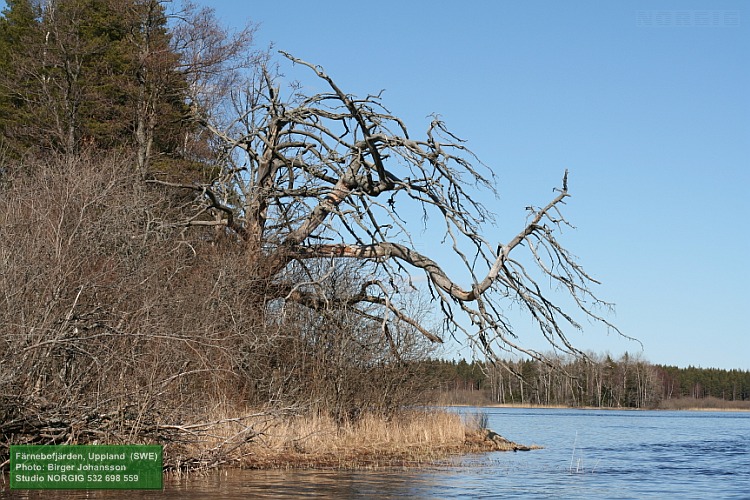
left=0, top=153, right=438, bottom=457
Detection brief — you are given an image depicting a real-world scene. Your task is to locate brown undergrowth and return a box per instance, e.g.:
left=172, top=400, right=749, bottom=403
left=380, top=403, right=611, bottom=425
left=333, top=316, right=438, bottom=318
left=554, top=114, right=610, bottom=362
left=0, top=154, right=541, bottom=474
left=163, top=408, right=540, bottom=472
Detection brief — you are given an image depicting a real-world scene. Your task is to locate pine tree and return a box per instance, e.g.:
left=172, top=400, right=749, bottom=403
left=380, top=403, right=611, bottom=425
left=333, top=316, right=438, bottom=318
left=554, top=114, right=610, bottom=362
left=0, top=0, right=40, bottom=155
left=0, top=0, right=193, bottom=170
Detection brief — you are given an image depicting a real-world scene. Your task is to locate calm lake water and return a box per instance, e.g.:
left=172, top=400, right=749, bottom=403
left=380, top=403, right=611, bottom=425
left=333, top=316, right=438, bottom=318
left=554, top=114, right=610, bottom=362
left=2, top=408, right=749, bottom=499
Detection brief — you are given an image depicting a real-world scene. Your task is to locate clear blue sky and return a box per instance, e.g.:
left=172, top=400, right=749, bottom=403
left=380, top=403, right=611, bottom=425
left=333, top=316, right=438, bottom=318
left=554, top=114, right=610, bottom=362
left=209, top=1, right=750, bottom=369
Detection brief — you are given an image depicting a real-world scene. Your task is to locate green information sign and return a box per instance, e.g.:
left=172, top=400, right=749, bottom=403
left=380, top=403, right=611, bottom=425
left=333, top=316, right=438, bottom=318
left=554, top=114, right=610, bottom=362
left=10, top=445, right=162, bottom=490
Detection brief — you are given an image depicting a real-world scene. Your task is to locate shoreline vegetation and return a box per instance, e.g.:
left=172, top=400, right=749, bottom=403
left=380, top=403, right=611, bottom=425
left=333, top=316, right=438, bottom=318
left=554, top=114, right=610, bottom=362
left=444, top=402, right=750, bottom=412
left=2, top=401, right=746, bottom=479
left=165, top=399, right=744, bottom=472
left=435, top=389, right=750, bottom=412
left=179, top=399, right=747, bottom=470
left=162, top=408, right=539, bottom=472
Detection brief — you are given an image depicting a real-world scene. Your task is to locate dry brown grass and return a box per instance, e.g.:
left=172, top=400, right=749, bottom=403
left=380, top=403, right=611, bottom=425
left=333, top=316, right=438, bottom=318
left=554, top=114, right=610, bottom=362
left=164, top=406, right=533, bottom=471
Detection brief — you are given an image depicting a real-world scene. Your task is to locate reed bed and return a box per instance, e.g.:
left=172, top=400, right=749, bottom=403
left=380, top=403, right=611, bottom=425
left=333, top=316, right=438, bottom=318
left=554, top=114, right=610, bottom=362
left=165, top=407, right=527, bottom=471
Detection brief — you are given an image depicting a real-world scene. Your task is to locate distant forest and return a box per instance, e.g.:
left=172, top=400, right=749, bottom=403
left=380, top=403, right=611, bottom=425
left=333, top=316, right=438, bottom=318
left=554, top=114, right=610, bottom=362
left=424, top=354, right=750, bottom=409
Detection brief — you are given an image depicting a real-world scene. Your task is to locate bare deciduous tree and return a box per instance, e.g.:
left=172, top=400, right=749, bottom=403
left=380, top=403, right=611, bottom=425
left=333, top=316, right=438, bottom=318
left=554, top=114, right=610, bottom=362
left=174, top=52, right=624, bottom=364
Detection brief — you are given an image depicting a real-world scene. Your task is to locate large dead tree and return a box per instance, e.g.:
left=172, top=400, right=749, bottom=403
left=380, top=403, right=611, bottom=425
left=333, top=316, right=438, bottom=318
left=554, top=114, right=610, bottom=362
left=174, top=52, right=622, bottom=363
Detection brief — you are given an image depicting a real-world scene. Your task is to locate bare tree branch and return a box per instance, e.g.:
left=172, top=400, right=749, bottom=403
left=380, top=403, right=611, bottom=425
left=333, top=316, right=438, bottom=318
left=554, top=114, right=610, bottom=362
left=184, top=53, right=625, bottom=362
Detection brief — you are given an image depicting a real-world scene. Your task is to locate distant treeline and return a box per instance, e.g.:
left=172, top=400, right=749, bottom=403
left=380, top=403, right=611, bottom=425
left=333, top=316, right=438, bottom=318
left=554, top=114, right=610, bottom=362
left=422, top=354, right=750, bottom=409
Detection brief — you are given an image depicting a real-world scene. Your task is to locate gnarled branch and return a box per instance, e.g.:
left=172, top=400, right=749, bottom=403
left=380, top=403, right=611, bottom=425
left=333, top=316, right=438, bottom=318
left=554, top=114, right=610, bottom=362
left=185, top=53, right=625, bottom=363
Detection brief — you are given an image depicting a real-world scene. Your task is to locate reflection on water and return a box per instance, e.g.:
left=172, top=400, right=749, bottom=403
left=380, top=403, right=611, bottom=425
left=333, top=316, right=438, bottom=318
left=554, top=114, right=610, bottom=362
left=169, top=468, right=476, bottom=499
left=0, top=467, right=477, bottom=499
left=4, top=467, right=484, bottom=500
left=3, top=408, right=749, bottom=499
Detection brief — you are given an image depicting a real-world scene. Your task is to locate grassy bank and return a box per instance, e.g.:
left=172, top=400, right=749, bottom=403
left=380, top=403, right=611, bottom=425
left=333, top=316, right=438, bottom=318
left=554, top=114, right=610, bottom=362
left=656, top=396, right=750, bottom=411
left=163, top=408, right=537, bottom=472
